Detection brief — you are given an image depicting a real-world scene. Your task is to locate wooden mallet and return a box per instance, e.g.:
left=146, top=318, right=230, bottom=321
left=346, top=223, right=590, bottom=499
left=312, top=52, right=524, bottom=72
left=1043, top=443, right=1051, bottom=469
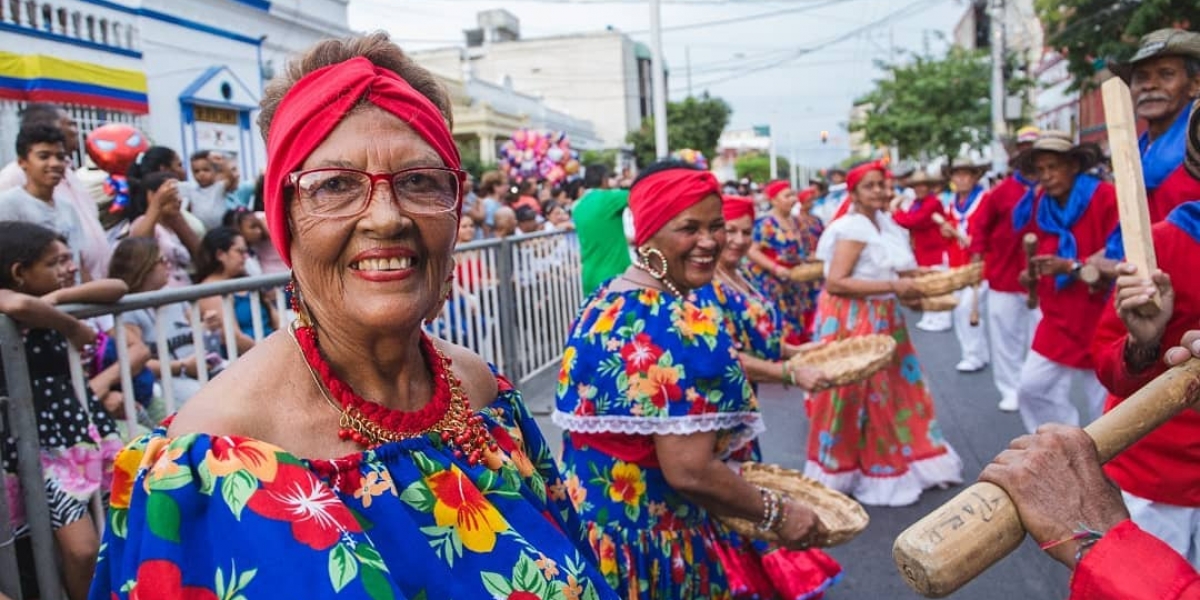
left=892, top=359, right=1200, bottom=597
left=932, top=213, right=970, bottom=249
left=1022, top=233, right=1039, bottom=309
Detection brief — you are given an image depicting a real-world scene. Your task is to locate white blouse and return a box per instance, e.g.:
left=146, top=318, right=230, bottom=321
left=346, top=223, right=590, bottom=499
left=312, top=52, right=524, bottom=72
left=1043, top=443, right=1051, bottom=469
left=816, top=210, right=917, bottom=295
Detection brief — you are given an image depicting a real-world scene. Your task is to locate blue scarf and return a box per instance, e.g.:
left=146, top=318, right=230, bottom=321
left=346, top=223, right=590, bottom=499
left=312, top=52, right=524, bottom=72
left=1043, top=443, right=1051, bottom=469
left=953, top=185, right=984, bottom=218
left=1036, top=173, right=1101, bottom=289
left=1166, top=201, right=1200, bottom=244
left=1009, top=171, right=1039, bottom=230
left=1140, top=104, right=1192, bottom=190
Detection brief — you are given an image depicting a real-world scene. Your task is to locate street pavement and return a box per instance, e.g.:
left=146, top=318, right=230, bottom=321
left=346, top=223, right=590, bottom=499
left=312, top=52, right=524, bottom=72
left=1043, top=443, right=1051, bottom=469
left=525, top=307, right=1090, bottom=599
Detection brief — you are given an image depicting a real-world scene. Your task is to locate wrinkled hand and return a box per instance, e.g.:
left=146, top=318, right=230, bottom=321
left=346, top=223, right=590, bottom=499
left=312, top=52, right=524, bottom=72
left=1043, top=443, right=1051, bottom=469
left=775, top=499, right=824, bottom=550
left=978, top=424, right=1129, bottom=569
left=791, top=365, right=829, bottom=392
left=1084, top=254, right=1120, bottom=282
left=1113, top=264, right=1174, bottom=347
left=1164, top=329, right=1200, bottom=368
left=1030, top=255, right=1074, bottom=277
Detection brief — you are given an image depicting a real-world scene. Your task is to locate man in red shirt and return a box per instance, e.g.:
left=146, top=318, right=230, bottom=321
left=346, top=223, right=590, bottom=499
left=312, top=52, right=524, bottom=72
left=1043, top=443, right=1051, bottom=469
left=970, top=127, right=1042, bottom=412
left=945, top=158, right=990, bottom=372
left=892, top=169, right=952, bottom=332
left=1092, top=30, right=1200, bottom=269
left=1089, top=105, right=1200, bottom=567
left=1016, top=132, right=1117, bottom=433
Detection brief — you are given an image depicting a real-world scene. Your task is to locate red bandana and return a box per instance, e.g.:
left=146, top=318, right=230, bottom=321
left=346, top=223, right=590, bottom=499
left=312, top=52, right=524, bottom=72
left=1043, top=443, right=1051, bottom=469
left=846, top=161, right=888, bottom=193
left=263, top=56, right=462, bottom=266
left=628, top=169, right=720, bottom=246
left=722, top=195, right=756, bottom=222
left=763, top=180, right=791, bottom=200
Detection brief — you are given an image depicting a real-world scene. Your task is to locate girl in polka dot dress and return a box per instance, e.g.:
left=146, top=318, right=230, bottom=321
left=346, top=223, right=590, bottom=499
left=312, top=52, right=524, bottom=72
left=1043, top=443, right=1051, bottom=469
left=0, top=221, right=125, bottom=600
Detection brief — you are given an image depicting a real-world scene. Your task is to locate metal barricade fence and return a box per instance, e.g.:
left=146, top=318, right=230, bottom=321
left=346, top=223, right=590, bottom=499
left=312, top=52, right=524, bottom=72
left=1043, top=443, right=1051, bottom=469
left=0, top=229, right=583, bottom=598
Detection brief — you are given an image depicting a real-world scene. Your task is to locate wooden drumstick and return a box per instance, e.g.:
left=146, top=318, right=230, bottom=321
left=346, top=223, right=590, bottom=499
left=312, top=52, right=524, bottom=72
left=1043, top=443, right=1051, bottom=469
left=932, top=213, right=970, bottom=249
left=893, top=359, right=1200, bottom=598
left=968, top=284, right=981, bottom=327
left=1022, top=233, right=1039, bottom=309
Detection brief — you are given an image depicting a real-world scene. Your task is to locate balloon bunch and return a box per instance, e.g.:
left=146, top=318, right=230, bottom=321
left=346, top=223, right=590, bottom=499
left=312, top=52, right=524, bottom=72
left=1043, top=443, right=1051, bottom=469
left=670, top=148, right=708, bottom=170
left=85, top=124, right=150, bottom=214
left=499, top=129, right=581, bottom=185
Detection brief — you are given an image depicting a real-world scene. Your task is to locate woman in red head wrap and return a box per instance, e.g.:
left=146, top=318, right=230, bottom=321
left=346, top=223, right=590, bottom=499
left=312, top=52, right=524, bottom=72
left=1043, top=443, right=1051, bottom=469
left=806, top=162, right=963, bottom=506
left=744, top=180, right=822, bottom=345
left=692, top=196, right=845, bottom=598
left=554, top=162, right=824, bottom=600
left=93, top=32, right=618, bottom=600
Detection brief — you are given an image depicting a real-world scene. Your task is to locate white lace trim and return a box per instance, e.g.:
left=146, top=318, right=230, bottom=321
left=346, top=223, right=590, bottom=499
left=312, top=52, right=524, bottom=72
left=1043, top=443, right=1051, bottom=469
left=551, top=410, right=765, bottom=438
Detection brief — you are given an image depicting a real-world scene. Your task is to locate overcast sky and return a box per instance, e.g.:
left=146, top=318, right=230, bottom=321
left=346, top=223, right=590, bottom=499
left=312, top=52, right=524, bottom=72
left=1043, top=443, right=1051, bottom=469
left=348, top=0, right=969, bottom=168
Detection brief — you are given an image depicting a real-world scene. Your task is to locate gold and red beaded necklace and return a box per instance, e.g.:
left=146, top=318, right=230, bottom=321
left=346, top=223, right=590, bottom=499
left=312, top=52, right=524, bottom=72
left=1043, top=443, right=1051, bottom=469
left=290, top=322, right=501, bottom=469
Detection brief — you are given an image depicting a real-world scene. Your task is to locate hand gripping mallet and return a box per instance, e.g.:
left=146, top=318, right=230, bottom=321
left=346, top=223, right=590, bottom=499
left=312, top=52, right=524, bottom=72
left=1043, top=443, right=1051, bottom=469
left=1022, top=233, right=1039, bottom=309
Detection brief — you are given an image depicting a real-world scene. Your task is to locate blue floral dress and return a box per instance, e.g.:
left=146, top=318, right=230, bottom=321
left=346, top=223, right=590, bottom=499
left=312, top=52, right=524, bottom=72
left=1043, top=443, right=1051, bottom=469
left=552, top=286, right=761, bottom=600
left=746, top=214, right=819, bottom=345
left=693, top=281, right=844, bottom=600
left=90, top=375, right=617, bottom=600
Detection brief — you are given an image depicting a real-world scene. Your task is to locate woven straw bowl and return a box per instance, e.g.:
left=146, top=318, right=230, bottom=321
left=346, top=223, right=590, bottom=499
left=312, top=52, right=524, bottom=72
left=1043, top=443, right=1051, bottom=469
left=789, top=261, right=825, bottom=283
left=719, top=463, right=870, bottom=546
left=918, top=294, right=959, bottom=312
left=912, top=263, right=984, bottom=297
left=789, top=334, right=898, bottom=391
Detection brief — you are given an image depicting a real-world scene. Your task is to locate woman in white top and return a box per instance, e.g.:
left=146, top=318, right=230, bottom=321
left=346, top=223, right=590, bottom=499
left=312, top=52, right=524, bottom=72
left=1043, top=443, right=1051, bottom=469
left=805, top=161, right=963, bottom=506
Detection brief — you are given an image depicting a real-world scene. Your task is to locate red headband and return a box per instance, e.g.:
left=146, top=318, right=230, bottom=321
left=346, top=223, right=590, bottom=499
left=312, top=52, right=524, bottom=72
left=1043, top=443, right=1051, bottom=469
left=764, top=180, right=791, bottom=200
left=846, top=161, right=888, bottom=193
left=722, top=195, right=755, bottom=222
left=628, top=168, right=720, bottom=246
left=796, top=188, right=816, bottom=203
left=263, top=56, right=462, bottom=266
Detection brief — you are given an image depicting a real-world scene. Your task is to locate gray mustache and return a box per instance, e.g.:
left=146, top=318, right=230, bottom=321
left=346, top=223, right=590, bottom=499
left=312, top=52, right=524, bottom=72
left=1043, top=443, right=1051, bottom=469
left=1136, top=93, right=1171, bottom=105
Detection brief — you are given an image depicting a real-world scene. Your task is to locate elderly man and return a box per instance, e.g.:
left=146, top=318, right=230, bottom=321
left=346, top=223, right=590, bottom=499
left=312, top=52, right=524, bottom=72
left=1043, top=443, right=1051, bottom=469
left=944, top=157, right=991, bottom=373
left=969, top=126, right=1042, bottom=411
left=1094, top=29, right=1200, bottom=270
left=1016, top=132, right=1117, bottom=433
left=0, top=103, right=110, bottom=280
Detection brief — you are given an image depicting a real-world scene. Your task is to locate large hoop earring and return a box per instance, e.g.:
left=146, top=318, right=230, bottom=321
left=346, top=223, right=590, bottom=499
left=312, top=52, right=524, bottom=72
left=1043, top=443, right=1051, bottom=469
left=636, top=246, right=681, bottom=297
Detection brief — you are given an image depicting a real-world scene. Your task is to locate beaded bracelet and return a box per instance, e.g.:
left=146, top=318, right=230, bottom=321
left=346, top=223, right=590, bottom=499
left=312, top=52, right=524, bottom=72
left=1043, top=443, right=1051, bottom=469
left=756, top=487, right=782, bottom=532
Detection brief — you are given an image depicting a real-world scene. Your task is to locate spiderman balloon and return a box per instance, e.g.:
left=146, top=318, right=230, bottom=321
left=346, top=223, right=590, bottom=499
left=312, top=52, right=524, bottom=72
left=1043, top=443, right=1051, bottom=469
left=85, top=124, right=150, bottom=214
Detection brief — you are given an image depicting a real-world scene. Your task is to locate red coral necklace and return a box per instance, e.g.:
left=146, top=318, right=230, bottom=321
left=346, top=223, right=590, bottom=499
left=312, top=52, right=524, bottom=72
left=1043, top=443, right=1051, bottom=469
left=290, top=322, right=500, bottom=469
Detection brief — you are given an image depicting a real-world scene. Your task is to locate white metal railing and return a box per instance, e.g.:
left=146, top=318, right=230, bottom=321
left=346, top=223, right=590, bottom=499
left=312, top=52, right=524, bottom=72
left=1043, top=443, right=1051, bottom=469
left=0, top=229, right=584, bottom=599
left=1, top=0, right=140, bottom=51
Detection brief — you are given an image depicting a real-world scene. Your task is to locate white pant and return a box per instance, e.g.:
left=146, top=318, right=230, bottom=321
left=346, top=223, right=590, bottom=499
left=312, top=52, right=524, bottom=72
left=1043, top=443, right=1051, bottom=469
left=1017, top=350, right=1107, bottom=433
left=953, top=283, right=990, bottom=365
left=986, top=290, right=1040, bottom=404
left=1123, top=491, right=1200, bottom=567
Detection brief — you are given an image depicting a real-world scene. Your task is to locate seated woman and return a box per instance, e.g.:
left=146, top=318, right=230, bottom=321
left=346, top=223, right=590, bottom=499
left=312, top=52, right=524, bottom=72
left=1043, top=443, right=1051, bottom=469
left=805, top=161, right=963, bottom=507
left=553, top=161, right=823, bottom=600
left=108, top=237, right=206, bottom=408
left=194, top=226, right=277, bottom=356
left=90, top=32, right=616, bottom=600
left=694, top=195, right=843, bottom=599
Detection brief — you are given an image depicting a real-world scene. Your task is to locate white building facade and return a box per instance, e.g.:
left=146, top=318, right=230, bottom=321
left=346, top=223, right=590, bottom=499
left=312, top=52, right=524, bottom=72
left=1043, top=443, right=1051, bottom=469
left=0, top=0, right=352, bottom=176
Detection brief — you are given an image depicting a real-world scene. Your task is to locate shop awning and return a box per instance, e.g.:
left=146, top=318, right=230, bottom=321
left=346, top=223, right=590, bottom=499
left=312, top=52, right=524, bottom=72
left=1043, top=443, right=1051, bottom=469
left=0, top=52, right=148, bottom=114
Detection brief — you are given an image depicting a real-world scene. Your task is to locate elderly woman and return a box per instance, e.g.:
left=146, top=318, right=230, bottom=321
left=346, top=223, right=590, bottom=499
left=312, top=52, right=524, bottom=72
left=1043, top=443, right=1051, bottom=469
left=805, top=161, right=963, bottom=507
left=553, top=162, right=822, bottom=600
left=91, top=33, right=614, bottom=600
left=745, top=181, right=816, bottom=345
left=693, top=195, right=843, bottom=599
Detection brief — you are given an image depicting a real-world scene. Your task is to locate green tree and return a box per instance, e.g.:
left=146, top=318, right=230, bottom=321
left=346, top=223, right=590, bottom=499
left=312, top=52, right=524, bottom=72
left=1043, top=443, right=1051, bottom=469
left=626, top=93, right=732, bottom=167
left=581, top=148, right=618, bottom=169
left=734, top=152, right=790, bottom=183
left=1035, top=0, right=1200, bottom=91
left=851, top=48, right=1002, bottom=163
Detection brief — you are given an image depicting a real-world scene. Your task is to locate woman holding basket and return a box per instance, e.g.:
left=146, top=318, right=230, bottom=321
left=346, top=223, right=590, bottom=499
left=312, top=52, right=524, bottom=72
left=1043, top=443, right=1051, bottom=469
left=553, top=162, right=824, bottom=600
left=805, top=161, right=963, bottom=507
left=746, top=181, right=815, bottom=345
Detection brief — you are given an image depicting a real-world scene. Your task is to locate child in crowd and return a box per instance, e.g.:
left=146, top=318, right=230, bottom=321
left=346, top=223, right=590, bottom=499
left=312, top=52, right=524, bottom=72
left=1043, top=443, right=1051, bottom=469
left=222, top=209, right=267, bottom=276
left=181, top=150, right=228, bottom=231
left=0, top=222, right=126, bottom=600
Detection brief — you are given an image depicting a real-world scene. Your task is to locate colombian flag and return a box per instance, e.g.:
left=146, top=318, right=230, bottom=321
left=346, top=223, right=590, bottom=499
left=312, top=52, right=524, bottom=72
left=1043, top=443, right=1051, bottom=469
left=0, top=52, right=148, bottom=114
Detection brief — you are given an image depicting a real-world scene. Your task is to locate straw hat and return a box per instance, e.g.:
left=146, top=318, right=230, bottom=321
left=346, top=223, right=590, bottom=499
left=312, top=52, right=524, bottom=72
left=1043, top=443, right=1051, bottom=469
left=942, top=157, right=987, bottom=178
left=1186, top=99, right=1200, bottom=180
left=1110, top=28, right=1200, bottom=82
left=908, top=169, right=943, bottom=186
left=1017, top=130, right=1104, bottom=174
left=1016, top=126, right=1041, bottom=145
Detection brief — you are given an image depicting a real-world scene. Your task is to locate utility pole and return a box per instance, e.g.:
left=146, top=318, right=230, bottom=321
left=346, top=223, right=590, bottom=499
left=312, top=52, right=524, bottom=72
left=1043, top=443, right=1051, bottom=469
left=649, top=0, right=669, bottom=160
left=768, top=123, right=778, bottom=180
left=789, top=133, right=799, bottom=189
left=685, top=46, right=692, bottom=98
left=989, top=0, right=1008, bottom=173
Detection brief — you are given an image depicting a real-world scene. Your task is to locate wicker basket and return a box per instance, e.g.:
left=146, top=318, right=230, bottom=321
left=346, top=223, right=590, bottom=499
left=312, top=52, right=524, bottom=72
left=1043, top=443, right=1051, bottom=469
left=719, top=463, right=870, bottom=546
left=789, top=334, right=897, bottom=391
left=788, top=261, right=825, bottom=283
left=912, top=263, right=984, bottom=297
left=918, top=294, right=959, bottom=312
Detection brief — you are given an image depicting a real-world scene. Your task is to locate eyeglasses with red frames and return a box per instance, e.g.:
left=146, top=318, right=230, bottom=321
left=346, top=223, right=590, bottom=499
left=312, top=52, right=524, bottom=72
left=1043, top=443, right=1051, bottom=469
left=286, top=167, right=465, bottom=218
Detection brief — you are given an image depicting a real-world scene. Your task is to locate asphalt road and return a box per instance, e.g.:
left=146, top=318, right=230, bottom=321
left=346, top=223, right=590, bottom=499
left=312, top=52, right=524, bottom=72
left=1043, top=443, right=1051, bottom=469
left=526, top=307, right=1091, bottom=599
